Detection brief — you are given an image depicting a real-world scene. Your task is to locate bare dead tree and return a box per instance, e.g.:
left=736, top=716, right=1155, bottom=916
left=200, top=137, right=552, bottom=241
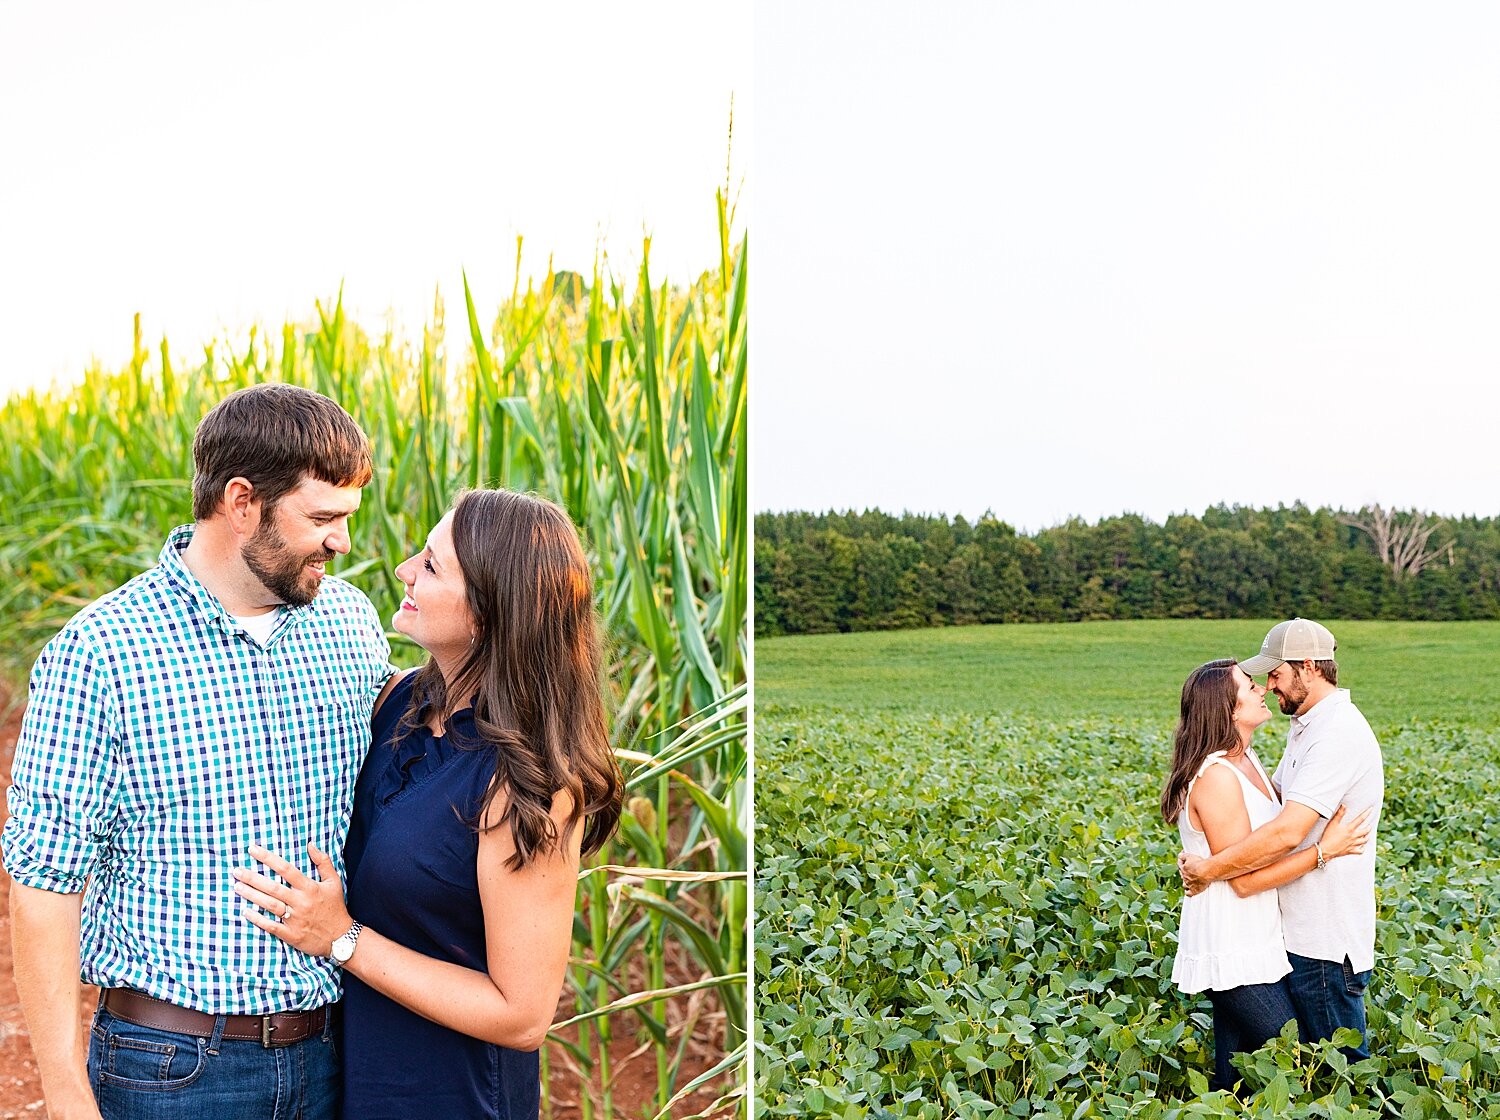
left=1340, top=505, right=1455, bottom=581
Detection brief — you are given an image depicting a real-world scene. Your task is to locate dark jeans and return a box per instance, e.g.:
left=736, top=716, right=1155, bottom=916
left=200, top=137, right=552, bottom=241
left=1287, top=951, right=1372, bottom=1060
left=1206, top=978, right=1299, bottom=1092
left=87, top=1005, right=338, bottom=1120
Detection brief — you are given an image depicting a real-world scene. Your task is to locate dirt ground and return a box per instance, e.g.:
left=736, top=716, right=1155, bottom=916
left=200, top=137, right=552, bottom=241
left=0, top=691, right=729, bottom=1119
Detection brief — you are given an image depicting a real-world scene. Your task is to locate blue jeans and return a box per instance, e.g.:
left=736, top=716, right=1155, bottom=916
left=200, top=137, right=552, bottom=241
left=1287, top=952, right=1372, bottom=1060
left=87, top=1005, right=338, bottom=1120
left=1206, top=978, right=1299, bottom=1092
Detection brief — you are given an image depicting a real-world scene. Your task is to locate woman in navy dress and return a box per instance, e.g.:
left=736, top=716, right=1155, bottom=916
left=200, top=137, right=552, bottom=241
left=235, top=489, right=624, bottom=1119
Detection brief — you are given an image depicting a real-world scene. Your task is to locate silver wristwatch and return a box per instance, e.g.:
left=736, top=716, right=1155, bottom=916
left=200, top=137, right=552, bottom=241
left=330, top=921, right=363, bottom=964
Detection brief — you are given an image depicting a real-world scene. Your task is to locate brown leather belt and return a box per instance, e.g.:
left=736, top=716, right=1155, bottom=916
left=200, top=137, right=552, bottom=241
left=101, top=988, right=330, bottom=1048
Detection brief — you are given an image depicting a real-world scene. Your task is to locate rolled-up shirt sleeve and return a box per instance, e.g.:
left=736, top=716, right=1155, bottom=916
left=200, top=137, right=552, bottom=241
left=2, top=626, right=122, bottom=893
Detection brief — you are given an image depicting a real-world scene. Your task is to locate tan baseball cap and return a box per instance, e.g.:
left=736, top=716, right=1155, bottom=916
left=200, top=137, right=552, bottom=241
left=1239, top=617, right=1337, bottom=675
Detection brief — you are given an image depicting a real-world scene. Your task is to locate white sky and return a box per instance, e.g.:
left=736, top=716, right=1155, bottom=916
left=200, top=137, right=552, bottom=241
left=754, top=2, right=1500, bottom=530
left=0, top=2, right=750, bottom=398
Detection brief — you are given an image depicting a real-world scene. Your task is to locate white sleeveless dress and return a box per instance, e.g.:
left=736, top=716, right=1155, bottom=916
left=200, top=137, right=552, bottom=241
left=1171, top=750, right=1293, bottom=994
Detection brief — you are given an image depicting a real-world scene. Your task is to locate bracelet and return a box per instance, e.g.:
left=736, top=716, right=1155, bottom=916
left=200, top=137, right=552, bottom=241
left=1315, top=842, right=1327, bottom=870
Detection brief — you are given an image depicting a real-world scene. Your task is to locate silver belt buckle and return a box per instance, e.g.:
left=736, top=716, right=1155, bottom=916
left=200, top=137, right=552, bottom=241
left=261, top=1015, right=278, bottom=1048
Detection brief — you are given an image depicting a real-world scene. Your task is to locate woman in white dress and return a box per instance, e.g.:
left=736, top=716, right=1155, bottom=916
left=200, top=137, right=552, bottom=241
left=1161, top=659, right=1368, bottom=1091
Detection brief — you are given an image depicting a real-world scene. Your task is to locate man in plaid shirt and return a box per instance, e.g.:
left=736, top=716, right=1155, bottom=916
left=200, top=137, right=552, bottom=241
left=4, top=384, right=394, bottom=1120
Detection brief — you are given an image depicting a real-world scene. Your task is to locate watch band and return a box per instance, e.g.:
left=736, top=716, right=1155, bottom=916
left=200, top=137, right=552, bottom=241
left=331, top=921, right=364, bottom=962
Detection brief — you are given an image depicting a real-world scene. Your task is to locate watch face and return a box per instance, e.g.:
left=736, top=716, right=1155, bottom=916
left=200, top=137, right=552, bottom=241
left=332, top=936, right=354, bottom=963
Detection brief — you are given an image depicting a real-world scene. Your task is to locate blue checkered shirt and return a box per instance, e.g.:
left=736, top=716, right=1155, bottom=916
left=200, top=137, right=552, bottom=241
left=2, top=525, right=392, bottom=1013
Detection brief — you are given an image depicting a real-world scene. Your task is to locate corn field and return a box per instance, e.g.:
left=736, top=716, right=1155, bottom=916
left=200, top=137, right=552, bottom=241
left=0, top=196, right=747, bottom=1119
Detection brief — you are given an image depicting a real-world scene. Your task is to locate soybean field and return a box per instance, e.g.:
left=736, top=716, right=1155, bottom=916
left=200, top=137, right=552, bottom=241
left=755, top=621, right=1500, bottom=1118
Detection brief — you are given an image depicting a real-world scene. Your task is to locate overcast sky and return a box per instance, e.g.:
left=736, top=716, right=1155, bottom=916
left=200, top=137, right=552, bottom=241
left=754, top=2, right=1500, bottom=530
left=0, top=2, right=749, bottom=399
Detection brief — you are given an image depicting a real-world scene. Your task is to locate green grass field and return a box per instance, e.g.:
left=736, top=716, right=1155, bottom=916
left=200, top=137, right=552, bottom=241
left=754, top=619, right=1500, bottom=729
left=754, top=620, right=1500, bottom=1118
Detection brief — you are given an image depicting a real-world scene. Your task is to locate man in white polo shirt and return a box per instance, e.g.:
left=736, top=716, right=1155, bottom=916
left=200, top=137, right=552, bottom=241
left=1178, top=618, right=1384, bottom=1059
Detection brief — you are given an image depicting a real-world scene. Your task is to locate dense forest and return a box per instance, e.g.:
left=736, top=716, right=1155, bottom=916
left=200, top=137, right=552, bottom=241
left=754, top=505, right=1500, bottom=636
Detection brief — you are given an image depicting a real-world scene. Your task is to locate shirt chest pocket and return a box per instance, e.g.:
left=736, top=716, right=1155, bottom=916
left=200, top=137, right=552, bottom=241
left=126, top=689, right=367, bottom=796
left=297, top=689, right=371, bottom=783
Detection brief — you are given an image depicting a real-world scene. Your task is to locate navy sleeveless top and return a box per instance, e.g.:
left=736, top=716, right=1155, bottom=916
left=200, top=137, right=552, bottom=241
left=340, top=673, right=540, bottom=1120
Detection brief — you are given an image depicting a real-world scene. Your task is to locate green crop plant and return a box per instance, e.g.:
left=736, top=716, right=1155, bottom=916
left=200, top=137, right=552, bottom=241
left=757, top=708, right=1500, bottom=1117
left=756, top=624, right=1500, bottom=1118
left=0, top=194, right=747, bottom=1118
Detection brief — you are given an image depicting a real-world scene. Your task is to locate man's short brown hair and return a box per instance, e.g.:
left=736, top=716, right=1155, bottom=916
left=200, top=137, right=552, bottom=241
left=1290, top=658, right=1339, bottom=687
left=192, top=384, right=374, bottom=520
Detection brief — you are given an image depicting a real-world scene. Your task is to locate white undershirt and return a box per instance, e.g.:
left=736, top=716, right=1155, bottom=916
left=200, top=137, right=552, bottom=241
left=232, top=610, right=280, bottom=645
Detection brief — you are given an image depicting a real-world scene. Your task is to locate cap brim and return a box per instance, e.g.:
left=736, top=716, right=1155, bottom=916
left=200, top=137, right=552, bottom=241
left=1238, top=653, right=1284, bottom=675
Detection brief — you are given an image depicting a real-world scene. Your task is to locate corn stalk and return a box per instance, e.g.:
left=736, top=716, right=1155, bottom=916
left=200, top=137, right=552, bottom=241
left=0, top=197, right=748, bottom=1114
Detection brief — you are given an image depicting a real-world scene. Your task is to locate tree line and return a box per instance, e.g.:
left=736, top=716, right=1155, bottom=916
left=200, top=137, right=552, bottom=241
left=754, top=505, right=1500, bottom=636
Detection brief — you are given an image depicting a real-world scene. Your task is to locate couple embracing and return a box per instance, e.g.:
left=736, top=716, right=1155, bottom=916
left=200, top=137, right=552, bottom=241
left=1162, top=618, right=1384, bottom=1093
left=4, top=384, right=623, bottom=1120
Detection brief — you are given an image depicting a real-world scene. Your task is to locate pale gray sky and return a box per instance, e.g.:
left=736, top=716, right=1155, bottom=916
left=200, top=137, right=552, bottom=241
left=0, top=2, right=749, bottom=398
left=754, top=2, right=1500, bottom=530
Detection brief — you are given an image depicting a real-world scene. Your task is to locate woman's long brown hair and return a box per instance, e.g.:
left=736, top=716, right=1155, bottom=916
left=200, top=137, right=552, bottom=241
left=1159, top=658, right=1241, bottom=826
left=400, top=489, right=624, bottom=869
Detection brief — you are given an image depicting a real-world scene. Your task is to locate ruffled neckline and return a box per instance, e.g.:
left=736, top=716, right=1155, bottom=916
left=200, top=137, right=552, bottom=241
left=376, top=704, right=481, bottom=806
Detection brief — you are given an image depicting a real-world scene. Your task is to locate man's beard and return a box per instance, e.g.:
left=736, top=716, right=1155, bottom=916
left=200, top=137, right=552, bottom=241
left=1274, top=674, right=1309, bottom=715
left=243, top=512, right=333, bottom=608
